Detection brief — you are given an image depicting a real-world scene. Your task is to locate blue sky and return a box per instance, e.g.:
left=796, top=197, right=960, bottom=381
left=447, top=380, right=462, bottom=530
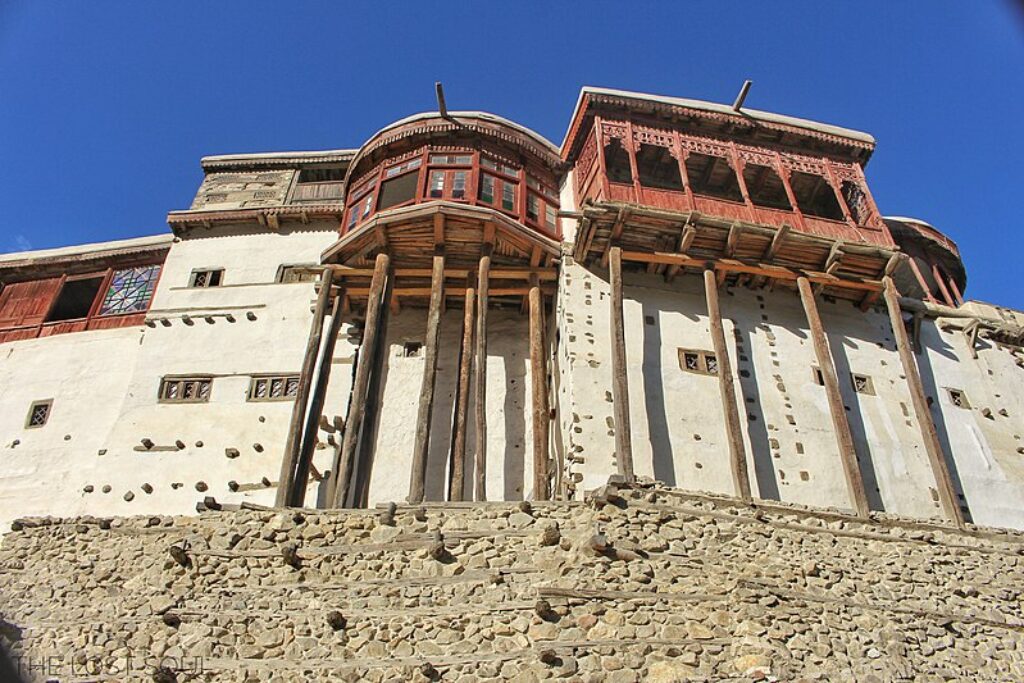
left=1, top=2, right=1022, bottom=307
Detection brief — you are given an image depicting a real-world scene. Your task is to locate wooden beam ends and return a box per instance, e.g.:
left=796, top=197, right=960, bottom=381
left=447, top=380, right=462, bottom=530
left=703, top=269, right=751, bottom=501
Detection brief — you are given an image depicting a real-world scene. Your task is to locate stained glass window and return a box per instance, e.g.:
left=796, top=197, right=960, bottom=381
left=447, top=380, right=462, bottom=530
left=98, top=265, right=160, bottom=315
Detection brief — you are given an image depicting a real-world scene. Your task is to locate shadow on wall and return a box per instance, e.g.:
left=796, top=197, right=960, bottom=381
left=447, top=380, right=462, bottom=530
left=829, top=337, right=886, bottom=513
left=501, top=347, right=527, bottom=501
left=914, top=329, right=974, bottom=524
left=733, top=321, right=781, bottom=502
left=641, top=300, right=676, bottom=487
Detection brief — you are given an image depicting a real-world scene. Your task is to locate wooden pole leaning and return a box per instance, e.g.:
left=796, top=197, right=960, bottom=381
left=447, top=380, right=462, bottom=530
left=330, top=253, right=389, bottom=508
left=703, top=268, right=751, bottom=501
left=408, top=252, right=445, bottom=504
left=882, top=277, right=966, bottom=528
left=608, top=247, right=635, bottom=482
left=290, top=280, right=347, bottom=506
left=528, top=274, right=550, bottom=500
left=276, top=270, right=334, bottom=507
left=473, top=246, right=491, bottom=501
left=448, top=284, right=475, bottom=501
left=797, top=276, right=870, bottom=517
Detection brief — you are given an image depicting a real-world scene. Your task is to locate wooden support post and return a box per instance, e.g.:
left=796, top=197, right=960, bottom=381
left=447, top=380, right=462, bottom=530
left=408, top=252, right=445, bottom=504
left=797, top=276, right=870, bottom=518
left=946, top=272, right=964, bottom=306
left=703, top=268, right=751, bottom=501
left=290, top=281, right=347, bottom=506
left=664, top=217, right=697, bottom=283
left=932, top=263, right=956, bottom=308
left=608, top=247, right=635, bottom=482
left=330, top=253, right=389, bottom=508
left=276, top=270, right=334, bottom=507
left=448, top=284, right=475, bottom=501
left=473, top=246, right=492, bottom=501
left=529, top=274, right=550, bottom=500
left=882, top=277, right=965, bottom=528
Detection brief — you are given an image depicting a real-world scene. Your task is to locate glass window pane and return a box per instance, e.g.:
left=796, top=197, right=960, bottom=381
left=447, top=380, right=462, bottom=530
left=545, top=205, right=558, bottom=230
left=479, top=175, right=495, bottom=204
left=99, top=265, right=160, bottom=315
left=452, top=172, right=466, bottom=199
left=527, top=194, right=539, bottom=220
left=502, top=182, right=516, bottom=211
left=429, top=171, right=445, bottom=198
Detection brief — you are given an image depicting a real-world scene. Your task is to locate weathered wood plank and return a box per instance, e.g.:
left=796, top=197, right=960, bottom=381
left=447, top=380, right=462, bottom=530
left=409, top=252, right=446, bottom=504
left=797, top=276, right=870, bottom=518
left=882, top=277, right=965, bottom=528
left=608, top=247, right=635, bottom=481
left=529, top=275, right=550, bottom=500
left=474, top=246, right=492, bottom=501
left=703, top=269, right=751, bottom=500
left=448, top=284, right=475, bottom=501
left=276, top=270, right=333, bottom=507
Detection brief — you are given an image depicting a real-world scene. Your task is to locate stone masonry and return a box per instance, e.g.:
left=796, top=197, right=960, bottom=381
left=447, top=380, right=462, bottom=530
left=1, top=485, right=1022, bottom=681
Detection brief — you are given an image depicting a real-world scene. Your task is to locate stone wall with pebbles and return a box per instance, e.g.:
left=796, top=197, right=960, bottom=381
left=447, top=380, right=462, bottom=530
left=1, top=486, right=1023, bottom=682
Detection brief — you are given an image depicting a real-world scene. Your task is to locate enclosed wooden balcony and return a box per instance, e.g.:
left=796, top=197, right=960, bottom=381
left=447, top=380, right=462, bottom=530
left=573, top=120, right=893, bottom=248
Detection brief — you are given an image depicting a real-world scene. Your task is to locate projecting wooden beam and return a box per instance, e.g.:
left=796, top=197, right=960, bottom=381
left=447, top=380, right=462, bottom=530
left=330, top=253, right=389, bottom=508
left=326, top=266, right=557, bottom=281
left=474, top=246, right=492, bottom=501
left=448, top=284, right=475, bottom=502
left=725, top=223, right=742, bottom=258
left=882, top=277, right=966, bottom=528
left=797, top=277, right=870, bottom=518
left=276, top=271, right=335, bottom=507
left=664, top=220, right=697, bottom=283
left=408, top=252, right=445, bottom=504
left=529, top=275, right=550, bottom=500
left=608, top=247, right=635, bottom=482
left=764, top=224, right=790, bottom=263
left=600, top=207, right=631, bottom=268
left=341, top=286, right=555, bottom=298
left=290, top=281, right=347, bottom=507
left=703, top=269, right=751, bottom=501
left=620, top=250, right=883, bottom=293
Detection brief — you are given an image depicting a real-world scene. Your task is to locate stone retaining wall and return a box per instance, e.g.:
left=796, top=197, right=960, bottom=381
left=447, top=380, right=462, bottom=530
left=0, top=487, right=1022, bottom=682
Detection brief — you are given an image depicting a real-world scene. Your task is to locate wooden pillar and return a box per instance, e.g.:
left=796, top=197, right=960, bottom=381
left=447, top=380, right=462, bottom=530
left=448, top=284, right=475, bottom=501
left=932, top=263, right=956, bottom=307
left=528, top=274, right=550, bottom=500
left=907, top=256, right=938, bottom=303
left=882, top=277, right=965, bottom=528
left=608, top=247, right=635, bottom=481
left=797, top=277, right=870, bottom=517
left=703, top=268, right=751, bottom=500
left=329, top=253, right=389, bottom=508
left=773, top=152, right=807, bottom=232
left=408, top=252, right=445, bottom=503
left=290, top=281, right=347, bottom=506
left=276, top=270, right=334, bottom=507
left=728, top=142, right=758, bottom=223
left=473, top=246, right=492, bottom=501
left=946, top=272, right=964, bottom=306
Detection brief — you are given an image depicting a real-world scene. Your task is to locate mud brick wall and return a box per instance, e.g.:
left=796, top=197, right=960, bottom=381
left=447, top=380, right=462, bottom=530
left=0, top=488, right=1022, bottom=682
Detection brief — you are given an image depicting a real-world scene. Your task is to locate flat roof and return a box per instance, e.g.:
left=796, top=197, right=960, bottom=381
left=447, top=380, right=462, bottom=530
left=0, top=233, right=172, bottom=267
left=201, top=148, right=358, bottom=170
left=564, top=86, right=876, bottom=149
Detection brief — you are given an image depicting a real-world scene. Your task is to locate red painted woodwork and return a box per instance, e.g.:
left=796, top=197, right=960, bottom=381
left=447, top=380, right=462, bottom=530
left=341, top=145, right=561, bottom=241
left=572, top=118, right=895, bottom=248
left=0, top=278, right=61, bottom=329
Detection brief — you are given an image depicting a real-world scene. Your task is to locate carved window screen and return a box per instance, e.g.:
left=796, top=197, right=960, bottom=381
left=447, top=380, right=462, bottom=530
left=679, top=349, right=718, bottom=376
left=248, top=375, right=300, bottom=401
left=98, top=265, right=160, bottom=315
left=26, top=400, right=52, bottom=428
left=160, top=377, right=213, bottom=403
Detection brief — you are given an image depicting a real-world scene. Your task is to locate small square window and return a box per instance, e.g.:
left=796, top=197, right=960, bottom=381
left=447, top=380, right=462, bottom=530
left=26, top=400, right=52, bottom=428
left=403, top=341, right=423, bottom=358
left=851, top=373, right=875, bottom=395
left=190, top=269, right=223, bottom=288
left=679, top=349, right=717, bottom=376
left=248, top=375, right=300, bottom=401
left=812, top=367, right=825, bottom=386
left=947, top=388, right=970, bottom=409
left=160, top=377, right=213, bottom=403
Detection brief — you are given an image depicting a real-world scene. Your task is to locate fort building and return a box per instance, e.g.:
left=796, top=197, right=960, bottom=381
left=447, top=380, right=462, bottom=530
left=1, top=86, right=1023, bottom=533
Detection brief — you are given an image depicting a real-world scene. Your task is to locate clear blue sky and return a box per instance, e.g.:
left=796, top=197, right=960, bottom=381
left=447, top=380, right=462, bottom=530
left=1, top=2, right=1022, bottom=306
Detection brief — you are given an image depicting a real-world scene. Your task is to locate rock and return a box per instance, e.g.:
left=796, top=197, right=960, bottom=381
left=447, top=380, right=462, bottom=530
left=686, top=622, right=714, bottom=640
left=508, top=512, right=534, bottom=528
left=646, top=660, right=697, bottom=682
left=733, top=654, right=770, bottom=674
left=370, top=525, right=401, bottom=543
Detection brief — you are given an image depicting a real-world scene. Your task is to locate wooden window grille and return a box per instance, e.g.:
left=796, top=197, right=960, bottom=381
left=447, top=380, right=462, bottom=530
left=248, top=375, right=300, bottom=401
left=429, top=154, right=471, bottom=165
left=278, top=265, right=320, bottom=284
left=947, top=388, right=970, bottom=409
left=851, top=373, right=875, bottom=395
left=159, top=377, right=212, bottom=403
left=189, top=269, right=223, bottom=288
left=679, top=349, right=717, bottom=376
left=26, top=400, right=52, bottom=428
